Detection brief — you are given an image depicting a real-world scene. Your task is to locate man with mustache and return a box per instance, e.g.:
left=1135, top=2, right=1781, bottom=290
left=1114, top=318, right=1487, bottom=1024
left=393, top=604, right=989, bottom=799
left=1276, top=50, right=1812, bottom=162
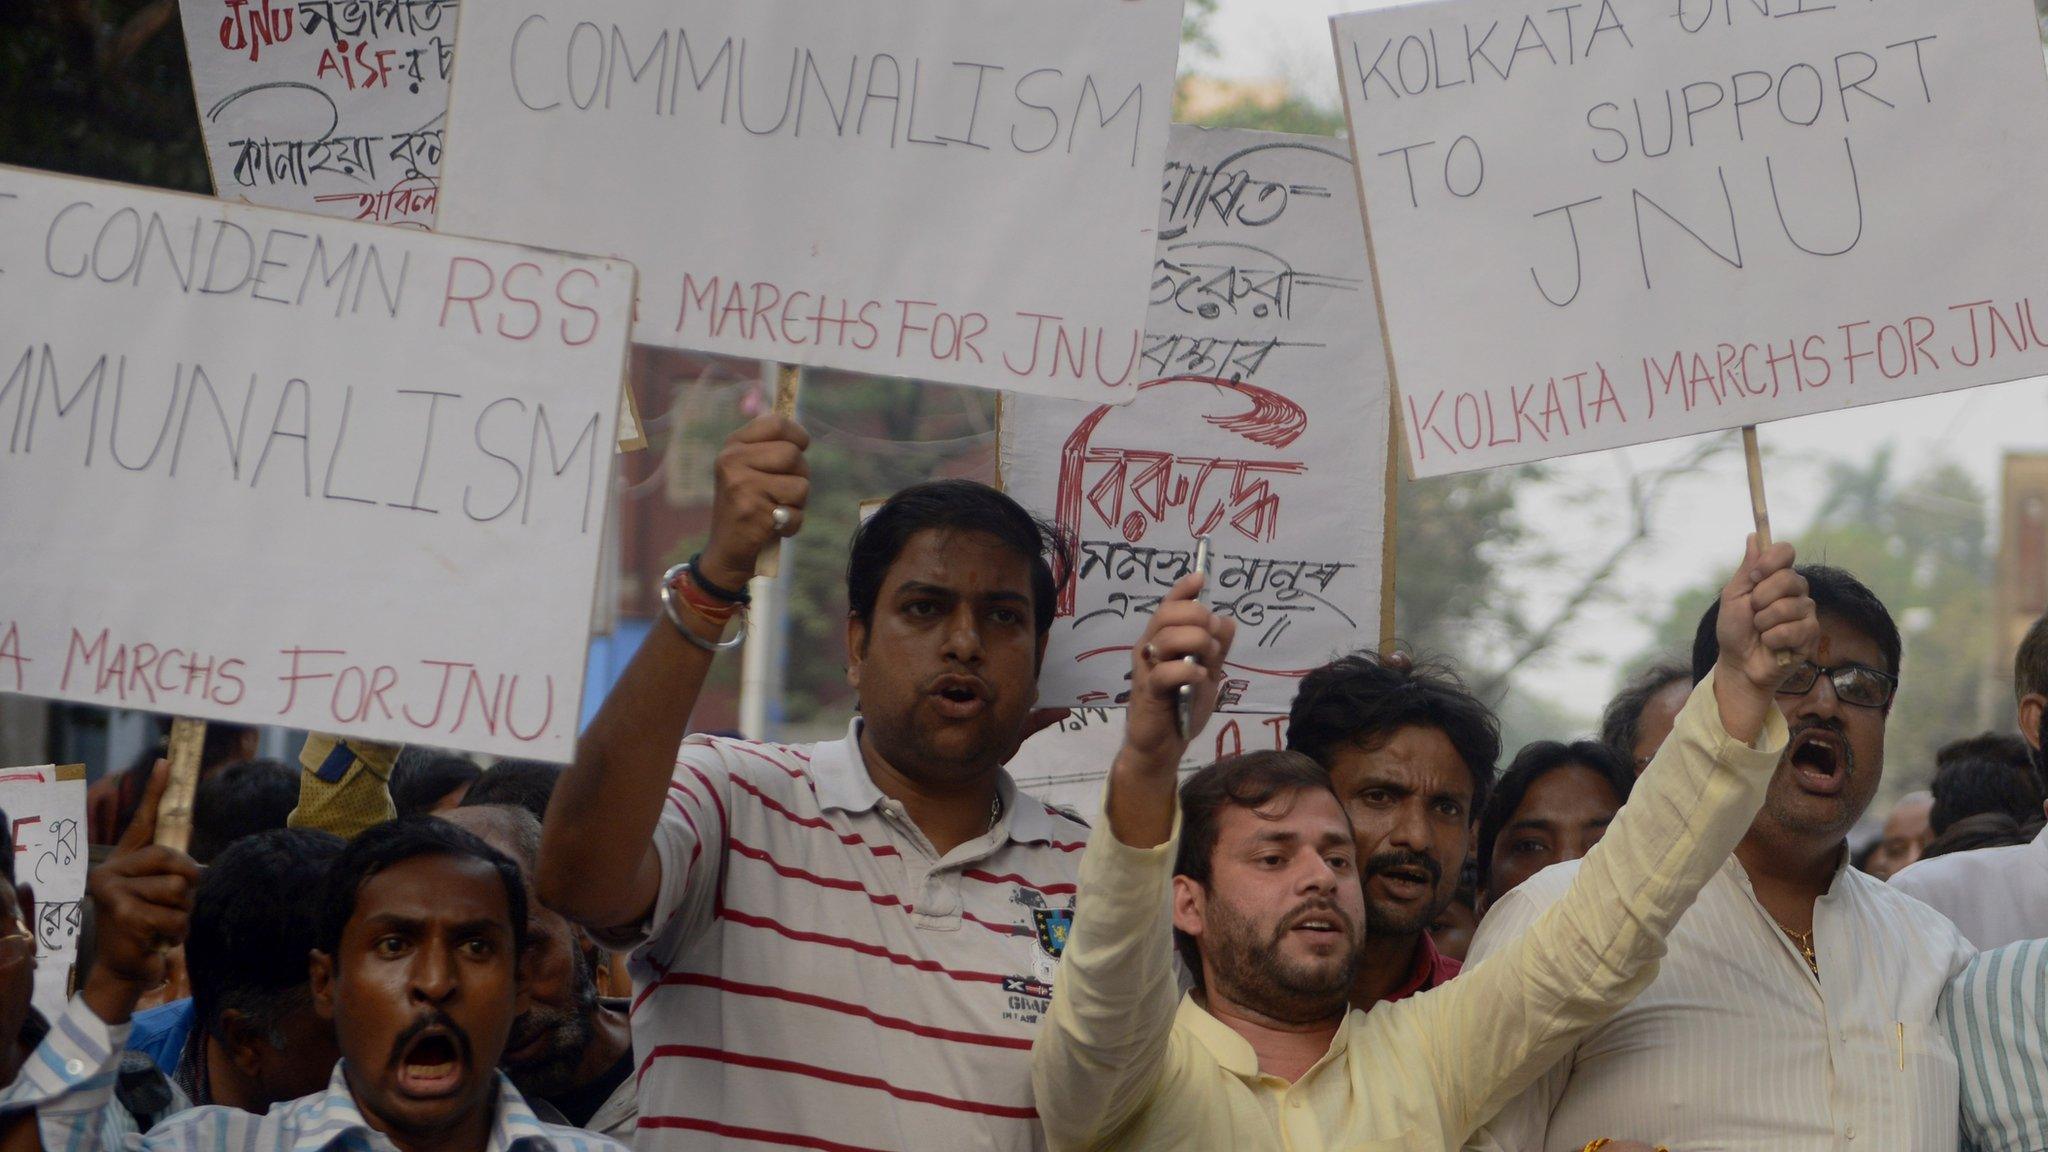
left=34, top=818, right=628, bottom=1152
left=541, top=416, right=1098, bottom=1151
left=1034, top=538, right=1818, bottom=1150
left=1284, top=652, right=1498, bottom=1006
left=439, top=806, right=636, bottom=1139
left=1467, top=565, right=1977, bottom=1152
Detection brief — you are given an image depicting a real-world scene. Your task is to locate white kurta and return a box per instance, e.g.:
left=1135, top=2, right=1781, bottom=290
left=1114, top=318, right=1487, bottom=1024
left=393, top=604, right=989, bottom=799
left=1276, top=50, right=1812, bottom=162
left=1466, top=850, right=1975, bottom=1152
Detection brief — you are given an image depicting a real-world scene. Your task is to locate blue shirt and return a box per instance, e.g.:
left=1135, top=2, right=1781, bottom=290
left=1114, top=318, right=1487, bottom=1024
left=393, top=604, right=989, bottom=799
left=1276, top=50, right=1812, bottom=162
left=124, top=1001, right=193, bottom=1077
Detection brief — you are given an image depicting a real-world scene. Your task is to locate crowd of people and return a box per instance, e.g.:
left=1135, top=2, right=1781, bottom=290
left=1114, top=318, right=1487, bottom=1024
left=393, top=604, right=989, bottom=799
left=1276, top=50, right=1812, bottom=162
left=0, top=413, right=2044, bottom=1152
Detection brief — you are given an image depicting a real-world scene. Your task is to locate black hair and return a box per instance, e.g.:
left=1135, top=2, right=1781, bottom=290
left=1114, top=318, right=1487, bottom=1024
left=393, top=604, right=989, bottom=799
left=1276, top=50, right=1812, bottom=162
left=2017, top=612, right=2048, bottom=701
left=190, top=828, right=345, bottom=1045
left=1920, top=810, right=2045, bottom=860
left=1476, top=740, right=1635, bottom=893
left=845, top=480, right=1071, bottom=637
left=1599, top=663, right=1691, bottom=765
left=1285, top=651, right=1500, bottom=821
left=1171, top=751, right=1343, bottom=989
left=0, top=807, right=13, bottom=887
left=188, top=759, right=297, bottom=866
left=1690, top=565, right=1901, bottom=687
left=2015, top=613, right=2048, bottom=773
left=1929, top=748, right=2047, bottom=837
left=391, top=750, right=483, bottom=819
left=1449, top=858, right=1478, bottom=911
left=317, top=817, right=529, bottom=959
left=459, top=760, right=563, bottom=823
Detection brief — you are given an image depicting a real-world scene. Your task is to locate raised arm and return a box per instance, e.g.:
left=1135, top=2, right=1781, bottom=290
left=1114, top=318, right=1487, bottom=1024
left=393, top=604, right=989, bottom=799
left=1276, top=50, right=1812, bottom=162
left=538, top=414, right=809, bottom=932
left=1415, top=536, right=1817, bottom=1143
left=1033, top=574, right=1235, bottom=1152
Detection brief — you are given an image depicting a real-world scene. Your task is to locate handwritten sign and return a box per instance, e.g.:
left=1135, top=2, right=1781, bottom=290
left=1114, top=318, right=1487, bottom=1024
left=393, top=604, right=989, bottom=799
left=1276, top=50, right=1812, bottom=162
left=0, top=167, right=634, bottom=760
left=0, top=767, right=87, bottom=1021
left=1331, top=0, right=2048, bottom=477
left=179, top=0, right=456, bottom=227
left=436, top=0, right=1183, bottom=402
left=1006, top=707, right=1285, bottom=824
left=1001, top=126, right=1388, bottom=711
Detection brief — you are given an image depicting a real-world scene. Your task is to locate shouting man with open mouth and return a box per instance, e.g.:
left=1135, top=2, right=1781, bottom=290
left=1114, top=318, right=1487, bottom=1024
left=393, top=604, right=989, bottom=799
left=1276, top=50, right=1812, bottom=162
left=1467, top=564, right=1979, bottom=1152
left=34, top=817, right=630, bottom=1152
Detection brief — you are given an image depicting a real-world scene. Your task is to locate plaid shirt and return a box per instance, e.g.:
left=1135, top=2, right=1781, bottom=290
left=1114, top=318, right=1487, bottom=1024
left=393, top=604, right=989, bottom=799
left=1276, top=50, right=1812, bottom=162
left=9, top=997, right=625, bottom=1152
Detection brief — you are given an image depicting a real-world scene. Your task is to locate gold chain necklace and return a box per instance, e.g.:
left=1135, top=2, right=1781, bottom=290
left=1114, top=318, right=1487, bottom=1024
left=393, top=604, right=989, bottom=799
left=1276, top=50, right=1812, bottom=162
left=1770, top=916, right=1819, bottom=977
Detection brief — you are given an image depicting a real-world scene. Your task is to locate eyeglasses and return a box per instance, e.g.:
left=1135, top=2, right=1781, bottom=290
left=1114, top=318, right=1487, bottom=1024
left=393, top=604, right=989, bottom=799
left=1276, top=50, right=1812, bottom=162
left=1775, top=661, right=1897, bottom=709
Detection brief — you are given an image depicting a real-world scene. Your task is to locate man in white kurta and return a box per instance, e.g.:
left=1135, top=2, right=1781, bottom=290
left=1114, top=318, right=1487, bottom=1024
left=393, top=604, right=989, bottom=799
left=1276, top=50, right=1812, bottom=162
left=1466, top=566, right=1975, bottom=1152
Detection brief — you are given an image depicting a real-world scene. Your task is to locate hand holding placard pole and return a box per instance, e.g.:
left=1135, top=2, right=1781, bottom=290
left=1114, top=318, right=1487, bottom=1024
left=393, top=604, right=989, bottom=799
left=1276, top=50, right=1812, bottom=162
left=755, top=364, right=803, bottom=580
left=1742, top=425, right=1794, bottom=670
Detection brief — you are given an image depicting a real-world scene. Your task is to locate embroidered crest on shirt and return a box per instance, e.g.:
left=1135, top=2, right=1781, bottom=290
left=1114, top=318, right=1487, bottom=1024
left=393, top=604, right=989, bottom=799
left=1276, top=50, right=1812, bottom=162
left=1001, top=902, right=1076, bottom=1023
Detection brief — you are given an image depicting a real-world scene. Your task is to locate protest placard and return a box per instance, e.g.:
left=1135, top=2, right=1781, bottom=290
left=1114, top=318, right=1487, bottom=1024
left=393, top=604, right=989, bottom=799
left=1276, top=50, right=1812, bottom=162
left=1330, top=0, right=2048, bottom=477
left=1001, top=126, right=1389, bottom=712
left=179, top=0, right=456, bottom=228
left=435, top=0, right=1183, bottom=402
left=1006, top=707, right=1286, bottom=823
left=0, top=766, right=87, bottom=1021
left=0, top=166, right=634, bottom=760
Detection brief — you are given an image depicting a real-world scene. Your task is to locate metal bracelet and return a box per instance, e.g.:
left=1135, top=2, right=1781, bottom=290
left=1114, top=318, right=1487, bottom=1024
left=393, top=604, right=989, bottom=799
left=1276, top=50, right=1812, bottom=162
left=661, top=563, right=748, bottom=652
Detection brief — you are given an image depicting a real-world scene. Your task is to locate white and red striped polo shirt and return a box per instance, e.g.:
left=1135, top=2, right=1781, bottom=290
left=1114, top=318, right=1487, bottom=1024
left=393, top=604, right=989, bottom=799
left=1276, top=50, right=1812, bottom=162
left=623, top=719, right=1090, bottom=1152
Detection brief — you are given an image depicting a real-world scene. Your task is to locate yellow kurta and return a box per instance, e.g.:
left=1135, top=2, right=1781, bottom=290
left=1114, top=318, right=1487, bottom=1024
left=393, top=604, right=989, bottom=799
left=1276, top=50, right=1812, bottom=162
left=1031, top=668, right=1788, bottom=1152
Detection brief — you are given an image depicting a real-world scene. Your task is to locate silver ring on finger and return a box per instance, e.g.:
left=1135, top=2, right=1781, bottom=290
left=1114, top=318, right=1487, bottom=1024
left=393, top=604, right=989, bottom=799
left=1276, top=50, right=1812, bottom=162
left=770, top=506, right=795, bottom=535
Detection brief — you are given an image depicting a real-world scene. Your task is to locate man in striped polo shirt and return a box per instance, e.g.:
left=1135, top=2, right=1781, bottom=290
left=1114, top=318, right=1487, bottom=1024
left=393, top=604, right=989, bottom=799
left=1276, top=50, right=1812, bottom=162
left=1943, top=938, right=2048, bottom=1152
left=542, top=414, right=1095, bottom=1151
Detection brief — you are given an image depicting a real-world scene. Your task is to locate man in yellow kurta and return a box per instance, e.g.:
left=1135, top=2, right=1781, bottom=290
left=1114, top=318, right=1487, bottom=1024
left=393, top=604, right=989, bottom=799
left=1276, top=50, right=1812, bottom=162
left=1031, top=537, right=1817, bottom=1152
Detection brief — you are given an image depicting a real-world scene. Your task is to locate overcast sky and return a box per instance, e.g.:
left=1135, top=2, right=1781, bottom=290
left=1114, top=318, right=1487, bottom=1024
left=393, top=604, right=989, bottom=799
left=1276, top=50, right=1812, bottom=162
left=1189, top=0, right=2048, bottom=726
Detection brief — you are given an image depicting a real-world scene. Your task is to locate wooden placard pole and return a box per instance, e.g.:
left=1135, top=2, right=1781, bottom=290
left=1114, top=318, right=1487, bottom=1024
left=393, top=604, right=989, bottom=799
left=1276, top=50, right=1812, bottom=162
left=1379, top=405, right=1402, bottom=652
left=1741, top=424, right=1794, bottom=668
left=154, top=717, right=206, bottom=853
left=755, top=364, right=804, bottom=579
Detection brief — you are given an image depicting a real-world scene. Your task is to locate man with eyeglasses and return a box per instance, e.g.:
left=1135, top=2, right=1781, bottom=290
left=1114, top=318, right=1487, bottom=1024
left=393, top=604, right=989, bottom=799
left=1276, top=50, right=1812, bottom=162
left=1465, top=565, right=1976, bottom=1152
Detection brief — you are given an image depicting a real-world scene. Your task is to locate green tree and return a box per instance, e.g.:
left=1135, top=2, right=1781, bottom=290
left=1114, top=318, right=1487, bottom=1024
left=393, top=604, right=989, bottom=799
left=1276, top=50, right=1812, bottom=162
left=1634, top=449, right=1995, bottom=800
left=0, top=0, right=207, bottom=191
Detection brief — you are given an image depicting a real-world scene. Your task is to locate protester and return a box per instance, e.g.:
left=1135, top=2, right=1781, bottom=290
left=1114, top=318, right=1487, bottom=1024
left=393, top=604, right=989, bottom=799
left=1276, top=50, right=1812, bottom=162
left=1031, top=537, right=1814, bottom=1150
left=0, top=766, right=201, bottom=1147
left=390, top=751, right=483, bottom=819
left=1285, top=651, right=1497, bottom=1006
left=127, top=828, right=344, bottom=1111
left=1428, top=861, right=1480, bottom=964
left=461, top=762, right=564, bottom=824
left=439, top=806, right=636, bottom=1139
left=186, top=760, right=297, bottom=866
left=1863, top=790, right=1934, bottom=881
left=34, top=818, right=627, bottom=1152
left=1942, top=937, right=2048, bottom=1152
left=1468, top=564, right=1975, bottom=1152
left=1599, top=662, right=1692, bottom=774
left=540, top=416, right=1096, bottom=1151
left=1476, top=740, right=1633, bottom=907
left=1926, top=735, right=2043, bottom=835
left=1888, top=619, right=2048, bottom=950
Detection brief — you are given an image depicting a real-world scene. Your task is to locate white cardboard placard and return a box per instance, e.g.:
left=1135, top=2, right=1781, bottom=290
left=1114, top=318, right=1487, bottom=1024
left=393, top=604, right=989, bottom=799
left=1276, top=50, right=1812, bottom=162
left=179, top=0, right=457, bottom=228
left=1331, top=0, right=2048, bottom=477
left=0, top=166, right=633, bottom=761
left=1002, top=126, right=1388, bottom=712
left=437, top=0, right=1183, bottom=402
left=0, top=768, right=86, bottom=1022
left=1006, top=707, right=1288, bottom=824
